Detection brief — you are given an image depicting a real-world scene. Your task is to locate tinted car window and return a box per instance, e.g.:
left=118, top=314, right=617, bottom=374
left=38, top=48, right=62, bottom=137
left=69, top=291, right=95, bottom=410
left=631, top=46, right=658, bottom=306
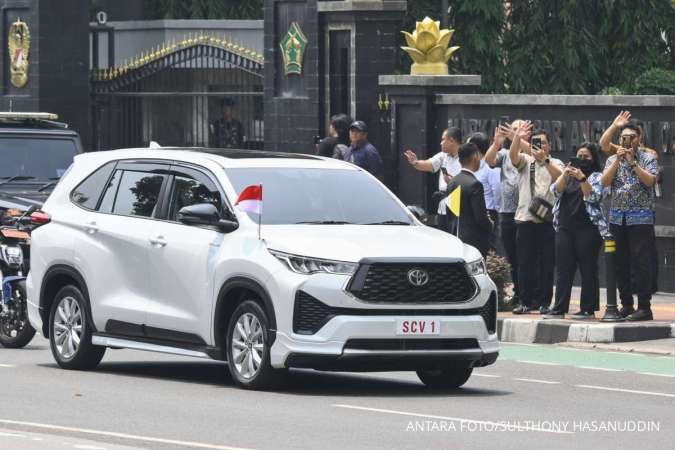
left=0, top=137, right=77, bottom=180
left=225, top=168, right=413, bottom=225
left=105, top=170, right=166, bottom=218
left=168, top=170, right=223, bottom=221
left=71, top=162, right=116, bottom=210
left=98, top=170, right=122, bottom=214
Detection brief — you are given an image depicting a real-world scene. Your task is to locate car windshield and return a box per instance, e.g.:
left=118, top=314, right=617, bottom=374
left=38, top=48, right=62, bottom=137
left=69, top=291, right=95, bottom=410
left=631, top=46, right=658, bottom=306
left=0, top=137, right=77, bottom=180
left=225, top=167, right=413, bottom=225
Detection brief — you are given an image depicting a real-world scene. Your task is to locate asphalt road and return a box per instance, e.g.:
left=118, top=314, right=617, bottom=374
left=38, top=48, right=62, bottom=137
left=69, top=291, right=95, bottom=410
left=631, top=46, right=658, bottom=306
left=1, top=338, right=674, bottom=450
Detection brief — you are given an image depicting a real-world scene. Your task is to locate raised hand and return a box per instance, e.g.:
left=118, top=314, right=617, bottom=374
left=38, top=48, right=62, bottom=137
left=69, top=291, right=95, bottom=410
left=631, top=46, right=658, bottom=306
left=624, top=147, right=636, bottom=164
left=493, top=126, right=506, bottom=148
left=568, top=166, right=585, bottom=180
left=532, top=146, right=546, bottom=163
left=513, top=121, right=532, bottom=141
left=612, top=111, right=632, bottom=128
left=403, top=150, right=418, bottom=165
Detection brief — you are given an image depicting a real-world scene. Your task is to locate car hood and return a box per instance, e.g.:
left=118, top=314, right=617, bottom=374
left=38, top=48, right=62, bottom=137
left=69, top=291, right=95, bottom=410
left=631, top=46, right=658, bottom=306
left=261, top=224, right=477, bottom=263
left=0, top=189, right=47, bottom=211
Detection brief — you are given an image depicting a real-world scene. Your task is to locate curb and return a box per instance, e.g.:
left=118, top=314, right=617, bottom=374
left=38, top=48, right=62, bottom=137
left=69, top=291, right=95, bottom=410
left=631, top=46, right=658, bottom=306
left=497, top=318, right=674, bottom=344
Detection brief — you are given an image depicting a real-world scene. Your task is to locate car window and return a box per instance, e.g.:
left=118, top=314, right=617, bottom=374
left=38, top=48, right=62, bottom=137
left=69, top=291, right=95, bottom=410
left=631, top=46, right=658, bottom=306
left=0, top=137, right=77, bottom=180
left=99, top=169, right=166, bottom=218
left=98, top=170, right=122, bottom=214
left=225, top=168, right=413, bottom=225
left=71, top=162, right=116, bottom=210
left=168, top=168, right=223, bottom=221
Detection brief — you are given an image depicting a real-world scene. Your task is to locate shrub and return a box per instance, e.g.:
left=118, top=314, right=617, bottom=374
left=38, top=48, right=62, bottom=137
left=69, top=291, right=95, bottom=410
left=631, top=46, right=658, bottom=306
left=486, top=251, right=512, bottom=311
left=630, top=68, right=675, bottom=94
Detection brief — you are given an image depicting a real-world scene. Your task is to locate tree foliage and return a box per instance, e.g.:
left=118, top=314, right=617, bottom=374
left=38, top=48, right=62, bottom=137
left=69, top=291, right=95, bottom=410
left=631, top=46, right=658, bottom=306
left=142, top=0, right=263, bottom=20
left=138, top=0, right=675, bottom=94
left=447, top=0, right=505, bottom=93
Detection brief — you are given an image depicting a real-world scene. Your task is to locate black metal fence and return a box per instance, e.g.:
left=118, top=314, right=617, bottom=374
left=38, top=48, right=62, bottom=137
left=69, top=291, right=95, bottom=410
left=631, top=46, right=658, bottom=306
left=91, top=40, right=264, bottom=151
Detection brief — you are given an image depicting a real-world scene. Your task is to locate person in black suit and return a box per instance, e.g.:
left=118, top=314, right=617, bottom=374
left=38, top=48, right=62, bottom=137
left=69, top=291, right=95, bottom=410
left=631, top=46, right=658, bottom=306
left=444, top=143, right=494, bottom=257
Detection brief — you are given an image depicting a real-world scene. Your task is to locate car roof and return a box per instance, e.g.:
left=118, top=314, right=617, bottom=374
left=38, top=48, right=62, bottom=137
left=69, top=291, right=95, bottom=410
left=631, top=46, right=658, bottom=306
left=0, top=126, right=80, bottom=137
left=74, top=147, right=360, bottom=171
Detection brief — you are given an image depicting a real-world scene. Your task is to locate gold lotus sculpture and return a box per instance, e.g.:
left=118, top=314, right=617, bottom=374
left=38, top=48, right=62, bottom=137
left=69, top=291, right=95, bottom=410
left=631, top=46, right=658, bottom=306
left=401, top=17, right=459, bottom=75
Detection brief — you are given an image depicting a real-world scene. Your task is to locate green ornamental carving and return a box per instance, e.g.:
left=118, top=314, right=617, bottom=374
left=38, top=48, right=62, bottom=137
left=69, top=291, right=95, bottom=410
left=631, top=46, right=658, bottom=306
left=279, top=22, right=307, bottom=75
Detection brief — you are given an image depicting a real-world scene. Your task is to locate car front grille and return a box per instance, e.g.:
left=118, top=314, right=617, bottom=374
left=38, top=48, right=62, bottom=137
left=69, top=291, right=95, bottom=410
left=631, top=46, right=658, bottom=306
left=346, top=261, right=476, bottom=304
left=293, top=291, right=497, bottom=335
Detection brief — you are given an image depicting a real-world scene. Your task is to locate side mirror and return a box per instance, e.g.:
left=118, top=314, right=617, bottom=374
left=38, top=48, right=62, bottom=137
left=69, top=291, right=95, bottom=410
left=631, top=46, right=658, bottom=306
left=178, top=203, right=238, bottom=233
left=406, top=205, right=428, bottom=224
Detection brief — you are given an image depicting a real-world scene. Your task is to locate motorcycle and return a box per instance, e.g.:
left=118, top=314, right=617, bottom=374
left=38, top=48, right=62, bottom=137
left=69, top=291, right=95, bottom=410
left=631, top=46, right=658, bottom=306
left=0, top=206, right=37, bottom=348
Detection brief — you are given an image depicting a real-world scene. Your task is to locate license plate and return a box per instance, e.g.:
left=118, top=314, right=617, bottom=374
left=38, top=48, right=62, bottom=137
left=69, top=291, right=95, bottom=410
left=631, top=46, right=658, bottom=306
left=396, top=318, right=440, bottom=336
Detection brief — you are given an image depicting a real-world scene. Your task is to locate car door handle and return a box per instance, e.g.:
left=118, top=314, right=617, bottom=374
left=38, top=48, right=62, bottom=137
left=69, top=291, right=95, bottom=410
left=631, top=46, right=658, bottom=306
left=149, top=236, right=168, bottom=248
left=83, top=222, right=99, bottom=234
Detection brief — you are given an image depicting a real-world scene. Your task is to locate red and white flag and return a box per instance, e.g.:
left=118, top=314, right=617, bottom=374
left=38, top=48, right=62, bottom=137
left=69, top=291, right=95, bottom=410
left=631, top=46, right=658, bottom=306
left=235, top=184, right=263, bottom=215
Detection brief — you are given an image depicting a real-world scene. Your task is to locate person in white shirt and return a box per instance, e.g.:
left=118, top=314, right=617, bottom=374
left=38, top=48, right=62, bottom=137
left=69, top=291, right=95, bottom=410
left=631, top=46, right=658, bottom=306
left=509, top=123, right=564, bottom=315
left=468, top=132, right=503, bottom=254
left=403, top=127, right=462, bottom=232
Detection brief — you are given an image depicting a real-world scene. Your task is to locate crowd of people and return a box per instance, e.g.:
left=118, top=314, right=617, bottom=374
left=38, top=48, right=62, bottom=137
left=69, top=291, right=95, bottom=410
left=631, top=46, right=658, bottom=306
left=316, top=111, right=660, bottom=322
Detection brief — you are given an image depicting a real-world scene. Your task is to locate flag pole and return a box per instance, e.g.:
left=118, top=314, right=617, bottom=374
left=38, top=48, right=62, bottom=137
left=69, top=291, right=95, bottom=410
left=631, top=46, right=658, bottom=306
left=258, top=184, right=262, bottom=241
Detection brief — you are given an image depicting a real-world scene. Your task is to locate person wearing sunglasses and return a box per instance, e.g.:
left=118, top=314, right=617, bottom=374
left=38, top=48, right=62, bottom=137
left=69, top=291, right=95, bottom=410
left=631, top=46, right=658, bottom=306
left=599, top=111, right=659, bottom=321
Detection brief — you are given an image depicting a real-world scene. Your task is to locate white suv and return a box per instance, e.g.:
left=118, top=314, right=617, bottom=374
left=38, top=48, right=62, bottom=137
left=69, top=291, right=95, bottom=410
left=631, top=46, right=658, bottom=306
left=27, top=148, right=498, bottom=389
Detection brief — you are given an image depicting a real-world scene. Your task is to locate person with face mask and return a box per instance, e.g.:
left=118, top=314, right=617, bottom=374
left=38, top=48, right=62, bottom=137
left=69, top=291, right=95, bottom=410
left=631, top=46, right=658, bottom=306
left=544, top=143, right=609, bottom=319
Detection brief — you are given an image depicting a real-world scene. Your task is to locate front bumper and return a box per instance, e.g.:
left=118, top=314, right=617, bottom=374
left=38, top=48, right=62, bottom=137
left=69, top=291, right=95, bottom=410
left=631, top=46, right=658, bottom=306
left=271, top=315, right=499, bottom=370
left=267, top=263, right=499, bottom=371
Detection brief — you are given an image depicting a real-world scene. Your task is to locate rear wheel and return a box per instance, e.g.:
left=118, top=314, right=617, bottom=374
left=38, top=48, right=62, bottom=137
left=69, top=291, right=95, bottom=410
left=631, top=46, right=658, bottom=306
left=0, top=280, right=36, bottom=348
left=417, top=367, right=473, bottom=389
left=226, top=300, right=279, bottom=390
left=49, top=285, right=105, bottom=370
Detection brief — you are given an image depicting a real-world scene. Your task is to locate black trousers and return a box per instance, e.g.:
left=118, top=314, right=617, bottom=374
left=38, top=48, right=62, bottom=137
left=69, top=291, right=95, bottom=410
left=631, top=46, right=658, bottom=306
left=516, top=221, right=555, bottom=308
left=552, top=225, right=602, bottom=314
left=487, top=209, right=504, bottom=255
left=610, top=223, right=656, bottom=309
left=499, top=213, right=519, bottom=296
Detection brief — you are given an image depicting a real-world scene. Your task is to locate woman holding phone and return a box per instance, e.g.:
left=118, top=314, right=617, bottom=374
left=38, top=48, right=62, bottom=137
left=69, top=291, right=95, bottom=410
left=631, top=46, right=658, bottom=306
left=544, top=142, right=609, bottom=319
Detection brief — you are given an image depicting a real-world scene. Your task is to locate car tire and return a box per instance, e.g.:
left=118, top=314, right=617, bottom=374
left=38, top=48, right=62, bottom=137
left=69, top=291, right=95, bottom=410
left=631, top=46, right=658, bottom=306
left=226, top=299, right=278, bottom=390
left=0, top=280, right=36, bottom=348
left=416, top=367, right=473, bottom=389
left=49, top=285, right=105, bottom=370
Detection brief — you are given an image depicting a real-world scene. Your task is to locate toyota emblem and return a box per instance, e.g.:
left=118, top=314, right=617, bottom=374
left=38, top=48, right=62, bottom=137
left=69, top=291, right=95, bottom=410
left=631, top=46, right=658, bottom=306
left=407, top=269, right=429, bottom=287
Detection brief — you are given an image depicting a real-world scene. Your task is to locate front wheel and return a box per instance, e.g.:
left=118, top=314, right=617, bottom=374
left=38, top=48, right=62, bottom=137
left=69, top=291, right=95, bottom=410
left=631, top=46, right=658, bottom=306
left=417, top=367, right=473, bottom=389
left=0, top=281, right=36, bottom=348
left=49, top=285, right=105, bottom=370
left=226, top=300, right=279, bottom=390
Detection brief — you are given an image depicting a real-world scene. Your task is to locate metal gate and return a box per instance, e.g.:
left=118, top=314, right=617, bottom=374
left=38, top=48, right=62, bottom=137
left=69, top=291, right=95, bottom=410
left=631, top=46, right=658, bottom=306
left=91, top=34, right=264, bottom=151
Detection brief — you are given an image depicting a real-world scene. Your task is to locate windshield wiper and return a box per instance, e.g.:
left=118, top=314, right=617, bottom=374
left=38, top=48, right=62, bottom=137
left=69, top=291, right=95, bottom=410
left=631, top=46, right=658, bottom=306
left=363, top=220, right=411, bottom=225
left=0, top=176, right=36, bottom=187
left=296, top=220, right=354, bottom=225
left=37, top=177, right=61, bottom=192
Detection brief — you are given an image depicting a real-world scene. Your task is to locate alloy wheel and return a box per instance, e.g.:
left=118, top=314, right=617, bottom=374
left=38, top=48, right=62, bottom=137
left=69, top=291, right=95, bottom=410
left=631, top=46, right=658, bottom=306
left=52, top=296, right=83, bottom=360
left=231, top=312, right=264, bottom=379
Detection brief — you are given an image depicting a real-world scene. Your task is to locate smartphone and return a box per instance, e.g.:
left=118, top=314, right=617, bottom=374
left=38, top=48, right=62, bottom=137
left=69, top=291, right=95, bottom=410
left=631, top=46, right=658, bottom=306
left=531, top=137, right=542, bottom=149
left=440, top=167, right=449, bottom=176
left=313, top=135, right=322, bottom=145
left=620, top=135, right=632, bottom=148
left=569, top=157, right=583, bottom=169
left=499, top=115, right=509, bottom=127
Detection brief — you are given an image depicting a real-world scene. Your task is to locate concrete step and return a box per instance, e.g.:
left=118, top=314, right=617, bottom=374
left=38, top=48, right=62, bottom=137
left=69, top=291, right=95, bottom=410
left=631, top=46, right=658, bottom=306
left=497, top=317, right=675, bottom=344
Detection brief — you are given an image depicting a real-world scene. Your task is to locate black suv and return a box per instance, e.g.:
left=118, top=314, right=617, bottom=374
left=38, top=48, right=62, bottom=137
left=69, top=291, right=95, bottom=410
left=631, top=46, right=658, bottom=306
left=0, top=113, right=82, bottom=219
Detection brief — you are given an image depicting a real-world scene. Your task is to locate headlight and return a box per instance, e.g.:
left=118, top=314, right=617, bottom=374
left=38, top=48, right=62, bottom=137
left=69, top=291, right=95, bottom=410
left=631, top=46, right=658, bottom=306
left=5, top=246, right=22, bottom=258
left=269, top=250, right=358, bottom=275
left=466, top=258, right=486, bottom=277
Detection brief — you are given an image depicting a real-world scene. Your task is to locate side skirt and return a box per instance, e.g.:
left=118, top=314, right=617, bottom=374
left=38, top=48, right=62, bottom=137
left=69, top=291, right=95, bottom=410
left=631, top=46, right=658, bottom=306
left=91, top=333, right=226, bottom=361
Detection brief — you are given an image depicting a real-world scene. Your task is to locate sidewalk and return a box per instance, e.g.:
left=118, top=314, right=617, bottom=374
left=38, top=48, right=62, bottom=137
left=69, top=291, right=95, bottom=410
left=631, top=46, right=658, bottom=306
left=497, top=287, right=675, bottom=344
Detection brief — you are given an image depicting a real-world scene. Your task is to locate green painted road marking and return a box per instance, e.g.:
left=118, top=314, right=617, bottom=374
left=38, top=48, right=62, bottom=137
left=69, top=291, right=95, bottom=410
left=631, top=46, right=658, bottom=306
left=499, top=343, right=675, bottom=377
